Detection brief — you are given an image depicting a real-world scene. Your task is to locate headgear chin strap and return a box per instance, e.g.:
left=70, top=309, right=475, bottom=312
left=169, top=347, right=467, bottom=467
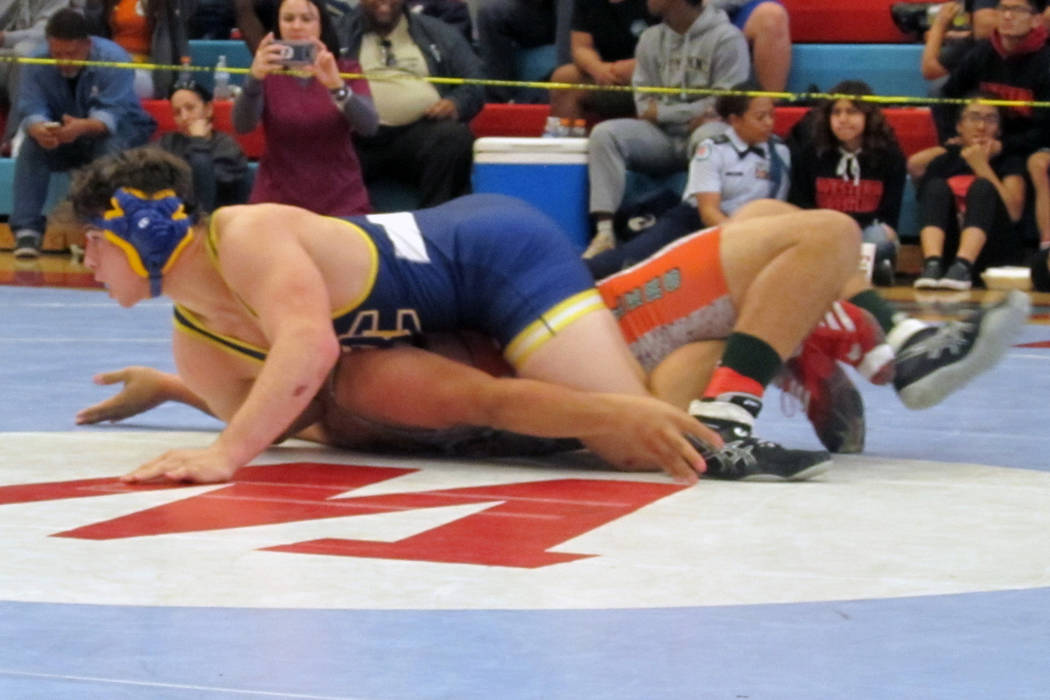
left=91, top=187, right=194, bottom=297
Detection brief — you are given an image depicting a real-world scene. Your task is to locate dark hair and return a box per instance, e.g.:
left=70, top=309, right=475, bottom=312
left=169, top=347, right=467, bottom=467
left=1028, top=0, right=1047, bottom=13
left=70, top=147, right=198, bottom=222
left=715, top=82, right=764, bottom=120
left=811, top=80, right=899, bottom=157
left=169, top=79, right=213, bottom=103
left=272, top=0, right=341, bottom=56
left=46, top=8, right=90, bottom=41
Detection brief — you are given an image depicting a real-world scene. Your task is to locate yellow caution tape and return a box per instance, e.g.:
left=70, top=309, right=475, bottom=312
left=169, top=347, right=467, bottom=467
left=8, top=54, right=1050, bottom=109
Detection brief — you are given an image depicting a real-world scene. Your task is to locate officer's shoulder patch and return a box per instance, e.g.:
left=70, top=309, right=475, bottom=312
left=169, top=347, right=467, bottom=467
left=694, top=142, right=713, bottom=160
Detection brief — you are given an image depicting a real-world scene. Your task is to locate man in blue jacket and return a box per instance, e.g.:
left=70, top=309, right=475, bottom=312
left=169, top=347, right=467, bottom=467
left=10, top=8, right=155, bottom=258
left=337, top=0, right=484, bottom=207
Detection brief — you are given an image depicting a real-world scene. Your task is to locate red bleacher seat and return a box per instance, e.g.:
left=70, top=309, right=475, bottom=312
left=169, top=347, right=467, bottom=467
left=774, top=105, right=938, bottom=156
left=141, top=99, right=266, bottom=159
left=781, top=0, right=916, bottom=43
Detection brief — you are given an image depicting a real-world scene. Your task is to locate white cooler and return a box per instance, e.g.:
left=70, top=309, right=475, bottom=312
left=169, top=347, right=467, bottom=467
left=472, top=137, right=589, bottom=248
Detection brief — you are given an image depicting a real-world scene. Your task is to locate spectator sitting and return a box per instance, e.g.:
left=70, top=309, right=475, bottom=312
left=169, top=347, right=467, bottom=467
left=548, top=0, right=657, bottom=124
left=233, top=0, right=378, bottom=216
left=584, top=0, right=749, bottom=258
left=1, top=1, right=68, bottom=149
left=83, top=0, right=195, bottom=100
left=476, top=0, right=573, bottom=103
left=1026, top=143, right=1050, bottom=251
left=585, top=86, right=786, bottom=280
left=711, top=0, right=791, bottom=92
left=913, top=96, right=1026, bottom=290
left=788, top=80, right=906, bottom=286
left=936, top=0, right=1050, bottom=155
left=234, top=0, right=354, bottom=51
left=338, top=0, right=484, bottom=207
left=160, top=80, right=251, bottom=213
left=11, top=7, right=155, bottom=259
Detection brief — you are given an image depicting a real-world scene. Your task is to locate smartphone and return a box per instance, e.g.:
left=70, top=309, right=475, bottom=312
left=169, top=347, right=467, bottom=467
left=273, top=40, right=317, bottom=67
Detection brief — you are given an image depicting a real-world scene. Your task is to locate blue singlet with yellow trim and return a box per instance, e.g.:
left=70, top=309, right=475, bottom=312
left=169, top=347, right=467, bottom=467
left=175, top=194, right=604, bottom=368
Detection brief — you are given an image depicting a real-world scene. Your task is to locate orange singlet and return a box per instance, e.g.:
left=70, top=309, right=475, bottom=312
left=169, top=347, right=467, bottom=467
left=596, top=226, right=736, bottom=372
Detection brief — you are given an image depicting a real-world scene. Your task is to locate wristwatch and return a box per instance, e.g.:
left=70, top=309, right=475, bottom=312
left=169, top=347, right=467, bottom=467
left=329, top=86, right=350, bottom=103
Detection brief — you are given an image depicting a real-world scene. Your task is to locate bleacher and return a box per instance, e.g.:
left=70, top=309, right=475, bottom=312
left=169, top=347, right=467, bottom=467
left=3, top=10, right=943, bottom=249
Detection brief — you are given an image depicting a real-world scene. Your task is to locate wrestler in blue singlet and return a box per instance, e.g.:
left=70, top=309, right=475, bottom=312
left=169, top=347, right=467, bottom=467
left=175, top=194, right=605, bottom=368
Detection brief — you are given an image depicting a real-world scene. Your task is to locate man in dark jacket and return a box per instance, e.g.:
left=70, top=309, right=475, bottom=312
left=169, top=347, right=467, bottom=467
left=337, top=0, right=484, bottom=206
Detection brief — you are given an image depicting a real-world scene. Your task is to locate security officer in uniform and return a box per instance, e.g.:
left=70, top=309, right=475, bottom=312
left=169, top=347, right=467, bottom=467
left=585, top=87, right=790, bottom=280
left=686, top=90, right=790, bottom=227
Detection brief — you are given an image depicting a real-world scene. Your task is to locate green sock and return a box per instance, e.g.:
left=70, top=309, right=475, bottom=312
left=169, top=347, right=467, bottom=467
left=849, top=289, right=900, bottom=334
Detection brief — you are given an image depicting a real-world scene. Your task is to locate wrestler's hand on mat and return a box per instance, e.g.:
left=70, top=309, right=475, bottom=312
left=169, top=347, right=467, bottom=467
left=581, top=395, right=722, bottom=484
left=120, top=444, right=238, bottom=484
left=76, top=367, right=171, bottom=425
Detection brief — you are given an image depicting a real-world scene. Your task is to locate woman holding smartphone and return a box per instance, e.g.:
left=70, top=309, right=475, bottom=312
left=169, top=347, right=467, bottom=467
left=232, top=0, right=378, bottom=215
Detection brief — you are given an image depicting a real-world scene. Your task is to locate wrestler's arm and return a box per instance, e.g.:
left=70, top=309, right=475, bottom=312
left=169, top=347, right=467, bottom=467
left=328, top=345, right=711, bottom=480
left=123, top=207, right=341, bottom=483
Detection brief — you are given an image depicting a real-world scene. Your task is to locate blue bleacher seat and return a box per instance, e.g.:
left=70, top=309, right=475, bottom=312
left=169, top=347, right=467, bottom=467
left=187, top=39, right=254, bottom=93
left=786, top=44, right=927, bottom=101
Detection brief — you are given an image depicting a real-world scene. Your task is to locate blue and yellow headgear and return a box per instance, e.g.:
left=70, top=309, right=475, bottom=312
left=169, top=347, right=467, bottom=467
left=91, top=187, right=194, bottom=297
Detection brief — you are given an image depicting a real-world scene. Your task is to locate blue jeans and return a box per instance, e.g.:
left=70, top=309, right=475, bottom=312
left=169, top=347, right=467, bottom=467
left=11, top=133, right=125, bottom=234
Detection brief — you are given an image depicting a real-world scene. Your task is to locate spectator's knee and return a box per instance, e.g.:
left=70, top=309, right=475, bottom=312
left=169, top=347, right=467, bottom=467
left=745, top=2, right=791, bottom=42
left=550, top=63, right=583, bottom=83
left=1028, top=150, right=1050, bottom=182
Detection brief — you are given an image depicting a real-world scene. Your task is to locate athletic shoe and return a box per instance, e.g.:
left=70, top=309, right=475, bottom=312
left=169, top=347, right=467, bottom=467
left=805, top=301, right=895, bottom=385
left=777, top=350, right=866, bottom=454
left=937, top=260, right=973, bottom=291
left=581, top=229, right=615, bottom=259
left=13, top=230, right=41, bottom=259
left=889, top=289, right=1031, bottom=409
left=688, top=398, right=832, bottom=481
left=689, top=435, right=833, bottom=481
left=913, top=258, right=943, bottom=289
left=873, top=257, right=896, bottom=287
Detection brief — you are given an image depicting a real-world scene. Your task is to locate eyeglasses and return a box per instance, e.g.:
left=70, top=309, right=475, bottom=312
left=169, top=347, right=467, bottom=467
left=962, top=111, right=1001, bottom=124
left=997, top=3, right=1036, bottom=16
left=379, top=39, right=395, bottom=67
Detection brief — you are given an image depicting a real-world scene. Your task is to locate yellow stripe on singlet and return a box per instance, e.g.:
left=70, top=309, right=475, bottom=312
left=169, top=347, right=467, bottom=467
left=172, top=304, right=268, bottom=363
left=503, top=289, right=607, bottom=368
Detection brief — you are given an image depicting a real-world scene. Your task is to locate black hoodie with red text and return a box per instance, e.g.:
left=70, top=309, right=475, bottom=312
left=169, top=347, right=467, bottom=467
left=943, top=25, right=1050, bottom=156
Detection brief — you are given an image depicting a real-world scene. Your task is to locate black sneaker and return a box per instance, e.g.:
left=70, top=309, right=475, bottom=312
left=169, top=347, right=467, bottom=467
left=688, top=435, right=833, bottom=481
left=688, top=397, right=755, bottom=442
left=890, top=289, right=1030, bottom=409
left=937, top=260, right=973, bottom=290
left=913, top=258, right=943, bottom=289
left=688, top=399, right=832, bottom=481
left=873, top=257, right=896, bottom=287
left=13, top=231, right=42, bottom=260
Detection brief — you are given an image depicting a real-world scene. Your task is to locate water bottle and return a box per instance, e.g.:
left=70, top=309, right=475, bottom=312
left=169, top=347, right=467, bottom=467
left=213, top=54, right=232, bottom=100
left=542, top=116, right=561, bottom=137
left=177, top=55, right=192, bottom=86
left=571, top=119, right=586, bottom=137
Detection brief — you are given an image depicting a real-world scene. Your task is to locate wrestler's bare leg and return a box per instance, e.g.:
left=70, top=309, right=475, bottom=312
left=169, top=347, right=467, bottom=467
left=648, top=340, right=725, bottom=410
left=719, top=208, right=861, bottom=360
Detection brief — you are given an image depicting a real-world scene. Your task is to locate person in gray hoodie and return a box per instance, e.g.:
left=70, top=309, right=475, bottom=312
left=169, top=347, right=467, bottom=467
left=583, top=0, right=749, bottom=258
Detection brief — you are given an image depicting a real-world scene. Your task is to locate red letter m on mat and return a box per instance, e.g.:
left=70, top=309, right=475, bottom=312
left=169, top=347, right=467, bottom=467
left=0, top=463, right=685, bottom=568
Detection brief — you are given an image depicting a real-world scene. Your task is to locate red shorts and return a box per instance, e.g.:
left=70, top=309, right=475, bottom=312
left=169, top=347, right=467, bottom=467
left=596, top=226, right=735, bottom=371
